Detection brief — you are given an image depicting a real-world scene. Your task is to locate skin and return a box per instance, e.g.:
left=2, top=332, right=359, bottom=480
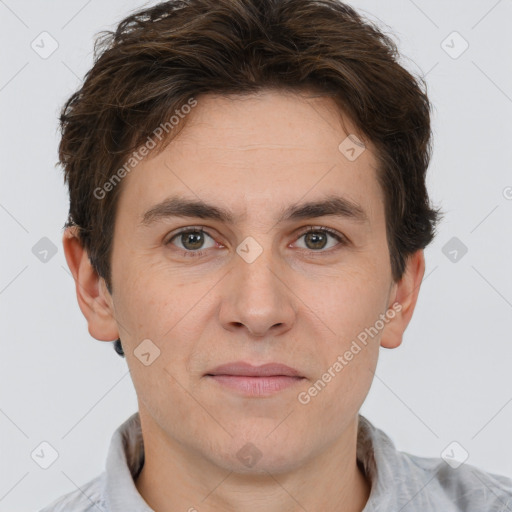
left=63, top=89, right=425, bottom=512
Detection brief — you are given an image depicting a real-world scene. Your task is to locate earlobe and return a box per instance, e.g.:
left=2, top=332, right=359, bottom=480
left=62, top=226, right=119, bottom=342
left=380, top=250, right=426, bottom=349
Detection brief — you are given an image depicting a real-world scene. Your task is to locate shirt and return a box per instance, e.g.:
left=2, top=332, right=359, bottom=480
left=39, top=412, right=512, bottom=511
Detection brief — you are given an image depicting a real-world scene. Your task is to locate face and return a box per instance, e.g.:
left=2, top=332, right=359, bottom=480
left=103, top=90, right=402, bottom=473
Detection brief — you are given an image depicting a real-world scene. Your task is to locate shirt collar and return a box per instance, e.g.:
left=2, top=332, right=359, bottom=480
left=103, top=412, right=152, bottom=511
left=102, top=412, right=399, bottom=512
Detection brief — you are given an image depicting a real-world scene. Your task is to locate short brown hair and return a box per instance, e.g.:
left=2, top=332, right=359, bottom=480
left=59, top=0, right=441, bottom=294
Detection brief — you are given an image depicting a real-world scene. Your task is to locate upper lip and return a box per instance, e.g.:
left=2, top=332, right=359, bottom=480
left=206, top=361, right=303, bottom=378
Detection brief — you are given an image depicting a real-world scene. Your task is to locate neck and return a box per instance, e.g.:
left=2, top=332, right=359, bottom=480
left=135, top=412, right=370, bottom=512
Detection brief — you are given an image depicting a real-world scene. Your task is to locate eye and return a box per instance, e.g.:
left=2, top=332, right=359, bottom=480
left=294, top=226, right=346, bottom=252
left=167, top=227, right=217, bottom=255
left=166, top=225, right=347, bottom=258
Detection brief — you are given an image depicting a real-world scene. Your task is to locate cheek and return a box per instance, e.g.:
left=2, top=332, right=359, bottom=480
left=307, top=264, right=391, bottom=343
left=294, top=265, right=389, bottom=409
left=295, top=333, right=379, bottom=437
left=114, top=258, right=187, bottom=336
left=113, top=262, right=211, bottom=390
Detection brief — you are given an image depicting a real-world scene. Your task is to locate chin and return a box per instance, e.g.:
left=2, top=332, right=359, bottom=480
left=208, top=434, right=310, bottom=475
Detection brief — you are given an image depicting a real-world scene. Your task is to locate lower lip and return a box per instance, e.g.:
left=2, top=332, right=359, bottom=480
left=207, top=375, right=304, bottom=396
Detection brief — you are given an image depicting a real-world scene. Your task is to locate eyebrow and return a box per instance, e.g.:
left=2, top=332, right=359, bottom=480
left=140, top=194, right=369, bottom=227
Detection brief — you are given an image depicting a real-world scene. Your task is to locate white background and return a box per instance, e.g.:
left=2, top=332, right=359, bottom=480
left=1, top=0, right=511, bottom=510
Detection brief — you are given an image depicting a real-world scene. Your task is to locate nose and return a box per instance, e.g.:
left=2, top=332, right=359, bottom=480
left=218, top=242, right=297, bottom=338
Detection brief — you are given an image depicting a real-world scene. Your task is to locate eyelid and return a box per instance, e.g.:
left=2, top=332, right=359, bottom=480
left=166, top=225, right=215, bottom=243
left=295, top=225, right=347, bottom=241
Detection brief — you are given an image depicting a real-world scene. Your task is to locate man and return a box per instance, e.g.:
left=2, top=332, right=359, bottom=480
left=41, top=0, right=512, bottom=510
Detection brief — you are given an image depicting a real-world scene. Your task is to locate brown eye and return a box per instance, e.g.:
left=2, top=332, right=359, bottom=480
left=168, top=229, right=216, bottom=252
left=295, top=227, right=346, bottom=252
left=303, top=231, right=328, bottom=250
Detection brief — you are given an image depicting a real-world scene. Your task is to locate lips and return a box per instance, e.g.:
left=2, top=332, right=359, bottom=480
left=205, top=361, right=302, bottom=378
left=205, top=361, right=305, bottom=396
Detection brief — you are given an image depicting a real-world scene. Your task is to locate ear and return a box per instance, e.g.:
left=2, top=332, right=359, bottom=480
left=62, top=226, right=119, bottom=341
left=380, top=249, right=425, bottom=349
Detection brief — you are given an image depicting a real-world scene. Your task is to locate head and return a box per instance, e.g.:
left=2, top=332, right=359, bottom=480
left=62, top=0, right=440, bottom=475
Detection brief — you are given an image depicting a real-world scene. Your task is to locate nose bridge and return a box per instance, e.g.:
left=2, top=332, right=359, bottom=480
left=219, top=234, right=296, bottom=336
left=237, top=236, right=278, bottom=294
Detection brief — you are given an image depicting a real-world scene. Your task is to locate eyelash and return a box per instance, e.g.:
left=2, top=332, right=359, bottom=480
left=165, top=225, right=348, bottom=258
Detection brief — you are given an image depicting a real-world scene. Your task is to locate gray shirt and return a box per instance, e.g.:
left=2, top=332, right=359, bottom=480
left=40, top=412, right=512, bottom=511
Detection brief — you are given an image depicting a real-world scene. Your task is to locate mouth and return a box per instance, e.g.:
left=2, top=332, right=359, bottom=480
left=205, top=361, right=305, bottom=397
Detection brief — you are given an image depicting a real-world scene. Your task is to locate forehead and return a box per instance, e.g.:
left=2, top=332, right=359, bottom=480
left=116, top=90, right=384, bottom=227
